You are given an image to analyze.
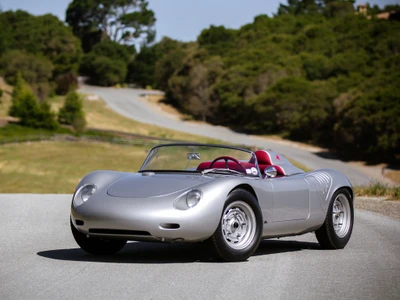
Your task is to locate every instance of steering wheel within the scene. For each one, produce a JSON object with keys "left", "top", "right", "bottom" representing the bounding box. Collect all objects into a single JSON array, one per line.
[{"left": 209, "top": 156, "right": 246, "bottom": 173}]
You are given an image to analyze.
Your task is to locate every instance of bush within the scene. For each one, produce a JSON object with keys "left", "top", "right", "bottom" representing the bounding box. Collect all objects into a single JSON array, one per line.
[
  {"left": 58, "top": 91, "right": 86, "bottom": 132},
  {"left": 9, "top": 74, "right": 58, "bottom": 130}
]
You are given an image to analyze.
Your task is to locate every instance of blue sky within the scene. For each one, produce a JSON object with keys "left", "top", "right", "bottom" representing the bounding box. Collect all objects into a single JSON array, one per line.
[{"left": 0, "top": 0, "right": 398, "bottom": 42}]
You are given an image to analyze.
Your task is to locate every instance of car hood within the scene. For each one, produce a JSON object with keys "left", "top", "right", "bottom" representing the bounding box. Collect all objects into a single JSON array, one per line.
[{"left": 107, "top": 173, "right": 212, "bottom": 198}]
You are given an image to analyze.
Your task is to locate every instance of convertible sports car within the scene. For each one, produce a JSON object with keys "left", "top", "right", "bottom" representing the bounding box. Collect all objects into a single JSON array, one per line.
[{"left": 70, "top": 143, "right": 354, "bottom": 261}]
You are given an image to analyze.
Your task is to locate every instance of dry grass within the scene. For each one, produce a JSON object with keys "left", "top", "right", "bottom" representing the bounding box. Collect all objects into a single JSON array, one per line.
[
  {"left": 354, "top": 182, "right": 400, "bottom": 200},
  {"left": 49, "top": 95, "right": 220, "bottom": 143},
  {"left": 385, "top": 169, "right": 400, "bottom": 185},
  {"left": 144, "top": 94, "right": 187, "bottom": 119},
  {"left": 0, "top": 141, "right": 149, "bottom": 193}
]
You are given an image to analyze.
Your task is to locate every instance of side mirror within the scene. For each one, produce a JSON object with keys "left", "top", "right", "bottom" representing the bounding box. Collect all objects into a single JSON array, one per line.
[{"left": 264, "top": 166, "right": 277, "bottom": 178}]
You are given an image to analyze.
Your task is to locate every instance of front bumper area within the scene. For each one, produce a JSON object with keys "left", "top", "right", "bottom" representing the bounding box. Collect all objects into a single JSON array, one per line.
[{"left": 70, "top": 193, "right": 222, "bottom": 243}]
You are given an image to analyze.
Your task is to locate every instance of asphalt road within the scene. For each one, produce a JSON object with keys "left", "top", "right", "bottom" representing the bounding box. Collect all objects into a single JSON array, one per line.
[
  {"left": 1, "top": 194, "right": 399, "bottom": 300},
  {"left": 80, "top": 85, "right": 375, "bottom": 186}
]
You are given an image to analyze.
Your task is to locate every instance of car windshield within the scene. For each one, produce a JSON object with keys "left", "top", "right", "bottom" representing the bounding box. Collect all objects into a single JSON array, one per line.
[{"left": 140, "top": 144, "right": 260, "bottom": 177}]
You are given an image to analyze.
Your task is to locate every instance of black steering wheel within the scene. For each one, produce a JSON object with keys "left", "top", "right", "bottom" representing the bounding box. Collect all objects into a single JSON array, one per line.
[{"left": 209, "top": 156, "right": 246, "bottom": 173}]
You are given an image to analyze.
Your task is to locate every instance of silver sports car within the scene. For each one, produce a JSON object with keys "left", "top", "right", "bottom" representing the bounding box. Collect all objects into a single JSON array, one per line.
[{"left": 70, "top": 143, "right": 354, "bottom": 261}]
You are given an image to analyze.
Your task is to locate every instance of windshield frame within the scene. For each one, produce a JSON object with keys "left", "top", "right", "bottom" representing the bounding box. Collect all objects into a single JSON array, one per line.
[{"left": 139, "top": 143, "right": 261, "bottom": 178}]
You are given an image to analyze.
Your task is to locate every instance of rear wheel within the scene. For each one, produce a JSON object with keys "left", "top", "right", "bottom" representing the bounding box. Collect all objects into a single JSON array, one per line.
[
  {"left": 315, "top": 188, "right": 354, "bottom": 249},
  {"left": 210, "top": 189, "right": 263, "bottom": 262},
  {"left": 70, "top": 219, "right": 127, "bottom": 255}
]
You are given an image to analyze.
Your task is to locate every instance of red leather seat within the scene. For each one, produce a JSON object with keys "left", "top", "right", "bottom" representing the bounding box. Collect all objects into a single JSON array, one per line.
[{"left": 255, "top": 150, "right": 286, "bottom": 176}]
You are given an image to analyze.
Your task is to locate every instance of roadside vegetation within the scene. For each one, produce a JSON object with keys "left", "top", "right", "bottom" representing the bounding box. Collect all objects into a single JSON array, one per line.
[
  {"left": 131, "top": 2, "right": 400, "bottom": 164},
  {"left": 0, "top": 141, "right": 149, "bottom": 193},
  {"left": 355, "top": 183, "right": 400, "bottom": 200},
  {"left": 0, "top": 1, "right": 399, "bottom": 194}
]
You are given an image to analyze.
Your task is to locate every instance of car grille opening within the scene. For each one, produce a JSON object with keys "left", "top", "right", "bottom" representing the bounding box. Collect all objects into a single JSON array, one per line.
[
  {"left": 88, "top": 229, "right": 151, "bottom": 236},
  {"left": 75, "top": 220, "right": 84, "bottom": 226}
]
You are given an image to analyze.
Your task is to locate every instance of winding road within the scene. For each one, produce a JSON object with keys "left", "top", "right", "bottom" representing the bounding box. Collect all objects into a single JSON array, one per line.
[
  {"left": 80, "top": 85, "right": 378, "bottom": 186},
  {"left": 0, "top": 194, "right": 399, "bottom": 299}
]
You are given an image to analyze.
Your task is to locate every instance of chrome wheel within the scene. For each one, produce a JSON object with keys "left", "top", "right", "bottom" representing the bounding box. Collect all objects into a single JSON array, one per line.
[
  {"left": 332, "top": 194, "right": 351, "bottom": 238},
  {"left": 221, "top": 201, "right": 256, "bottom": 250}
]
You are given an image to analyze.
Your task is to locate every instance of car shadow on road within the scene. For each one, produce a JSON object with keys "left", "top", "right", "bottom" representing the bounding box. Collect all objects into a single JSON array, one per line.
[{"left": 37, "top": 239, "right": 319, "bottom": 264}]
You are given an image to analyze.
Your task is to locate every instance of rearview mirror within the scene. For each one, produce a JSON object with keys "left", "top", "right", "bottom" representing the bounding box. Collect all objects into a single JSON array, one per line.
[
  {"left": 264, "top": 166, "right": 277, "bottom": 178},
  {"left": 187, "top": 153, "right": 200, "bottom": 160}
]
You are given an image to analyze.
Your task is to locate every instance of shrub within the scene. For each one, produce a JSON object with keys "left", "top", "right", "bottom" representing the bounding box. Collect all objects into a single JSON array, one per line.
[
  {"left": 58, "top": 91, "right": 86, "bottom": 132},
  {"left": 9, "top": 73, "right": 57, "bottom": 130}
]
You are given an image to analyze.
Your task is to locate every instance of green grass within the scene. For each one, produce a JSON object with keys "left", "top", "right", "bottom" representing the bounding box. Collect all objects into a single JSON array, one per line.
[
  {"left": 0, "top": 141, "right": 149, "bottom": 193},
  {"left": 354, "top": 182, "right": 400, "bottom": 200}
]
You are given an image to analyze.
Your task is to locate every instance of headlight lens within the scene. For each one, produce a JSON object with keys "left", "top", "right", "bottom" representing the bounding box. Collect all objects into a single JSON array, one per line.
[
  {"left": 186, "top": 190, "right": 202, "bottom": 208},
  {"left": 81, "top": 184, "right": 97, "bottom": 202}
]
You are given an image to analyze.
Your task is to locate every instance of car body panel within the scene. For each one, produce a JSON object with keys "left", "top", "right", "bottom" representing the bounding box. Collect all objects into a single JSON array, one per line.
[{"left": 71, "top": 144, "right": 353, "bottom": 244}]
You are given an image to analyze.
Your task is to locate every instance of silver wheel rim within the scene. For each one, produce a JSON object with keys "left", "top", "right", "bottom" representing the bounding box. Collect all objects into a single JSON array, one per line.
[
  {"left": 332, "top": 194, "right": 351, "bottom": 238},
  {"left": 221, "top": 201, "right": 256, "bottom": 250}
]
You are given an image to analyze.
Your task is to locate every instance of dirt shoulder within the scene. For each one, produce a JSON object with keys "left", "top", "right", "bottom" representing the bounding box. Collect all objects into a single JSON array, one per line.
[{"left": 356, "top": 197, "right": 400, "bottom": 220}]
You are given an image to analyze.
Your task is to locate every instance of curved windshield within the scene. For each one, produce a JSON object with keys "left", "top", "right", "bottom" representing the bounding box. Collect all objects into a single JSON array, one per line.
[{"left": 140, "top": 144, "right": 260, "bottom": 177}]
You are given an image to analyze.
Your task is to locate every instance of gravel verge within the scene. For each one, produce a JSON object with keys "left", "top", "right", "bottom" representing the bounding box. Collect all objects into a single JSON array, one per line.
[{"left": 355, "top": 197, "right": 400, "bottom": 220}]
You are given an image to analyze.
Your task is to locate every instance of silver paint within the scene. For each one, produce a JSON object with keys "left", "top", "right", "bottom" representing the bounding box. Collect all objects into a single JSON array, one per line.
[{"left": 71, "top": 144, "right": 353, "bottom": 244}]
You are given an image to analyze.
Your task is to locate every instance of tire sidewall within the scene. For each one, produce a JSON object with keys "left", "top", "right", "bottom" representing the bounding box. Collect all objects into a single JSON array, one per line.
[
  {"left": 212, "top": 189, "right": 263, "bottom": 261},
  {"left": 326, "top": 189, "right": 354, "bottom": 248}
]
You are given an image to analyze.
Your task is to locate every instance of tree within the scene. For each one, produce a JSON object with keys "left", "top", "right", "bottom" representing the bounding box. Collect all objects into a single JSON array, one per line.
[
  {"left": 0, "top": 50, "right": 53, "bottom": 100},
  {"left": 126, "top": 43, "right": 160, "bottom": 87},
  {"left": 58, "top": 91, "right": 86, "bottom": 132},
  {"left": 9, "top": 74, "right": 58, "bottom": 130},
  {"left": 66, "top": 0, "right": 156, "bottom": 52},
  {"left": 82, "top": 55, "right": 127, "bottom": 86},
  {"left": 0, "top": 10, "right": 82, "bottom": 95},
  {"left": 186, "top": 64, "right": 215, "bottom": 122}
]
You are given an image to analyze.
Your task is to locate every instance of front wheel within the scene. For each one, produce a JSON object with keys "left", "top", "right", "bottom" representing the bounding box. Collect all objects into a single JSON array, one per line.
[
  {"left": 70, "top": 219, "right": 127, "bottom": 255},
  {"left": 315, "top": 188, "right": 354, "bottom": 249},
  {"left": 210, "top": 189, "right": 263, "bottom": 262}
]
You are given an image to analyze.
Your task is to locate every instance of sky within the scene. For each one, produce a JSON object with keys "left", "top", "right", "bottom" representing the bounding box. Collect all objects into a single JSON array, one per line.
[{"left": 0, "top": 0, "right": 399, "bottom": 42}]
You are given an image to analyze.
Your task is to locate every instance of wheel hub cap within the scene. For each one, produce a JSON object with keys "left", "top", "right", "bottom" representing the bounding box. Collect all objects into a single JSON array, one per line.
[
  {"left": 221, "top": 201, "right": 257, "bottom": 250},
  {"left": 332, "top": 194, "right": 351, "bottom": 238}
]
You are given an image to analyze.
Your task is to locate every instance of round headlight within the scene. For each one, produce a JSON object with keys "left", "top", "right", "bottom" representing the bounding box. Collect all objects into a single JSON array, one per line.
[
  {"left": 186, "top": 190, "right": 202, "bottom": 208},
  {"left": 81, "top": 184, "right": 97, "bottom": 202}
]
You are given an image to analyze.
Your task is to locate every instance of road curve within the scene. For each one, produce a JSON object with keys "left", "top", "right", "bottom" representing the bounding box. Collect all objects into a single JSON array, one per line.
[
  {"left": 1, "top": 194, "right": 399, "bottom": 300},
  {"left": 80, "top": 85, "right": 376, "bottom": 186}
]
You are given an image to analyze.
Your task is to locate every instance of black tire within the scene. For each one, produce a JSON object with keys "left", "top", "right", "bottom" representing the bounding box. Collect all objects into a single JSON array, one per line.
[
  {"left": 315, "top": 188, "right": 354, "bottom": 249},
  {"left": 70, "top": 219, "right": 127, "bottom": 255},
  {"left": 210, "top": 189, "right": 263, "bottom": 262}
]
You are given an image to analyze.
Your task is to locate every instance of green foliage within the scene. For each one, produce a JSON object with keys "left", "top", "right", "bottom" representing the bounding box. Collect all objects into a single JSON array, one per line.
[
  {"left": 0, "top": 11, "right": 81, "bottom": 75},
  {"left": 0, "top": 89, "right": 3, "bottom": 102},
  {"left": 126, "top": 44, "right": 161, "bottom": 87},
  {"left": 82, "top": 54, "right": 127, "bottom": 86},
  {"left": 145, "top": 4, "right": 399, "bottom": 162},
  {"left": 91, "top": 41, "right": 134, "bottom": 63},
  {"left": 80, "top": 41, "right": 134, "bottom": 86},
  {"left": 8, "top": 73, "right": 58, "bottom": 130},
  {"left": 58, "top": 91, "right": 86, "bottom": 132},
  {"left": 66, "top": 0, "right": 156, "bottom": 52},
  {"left": 0, "top": 50, "right": 53, "bottom": 100},
  {"left": 0, "top": 10, "right": 82, "bottom": 96}
]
